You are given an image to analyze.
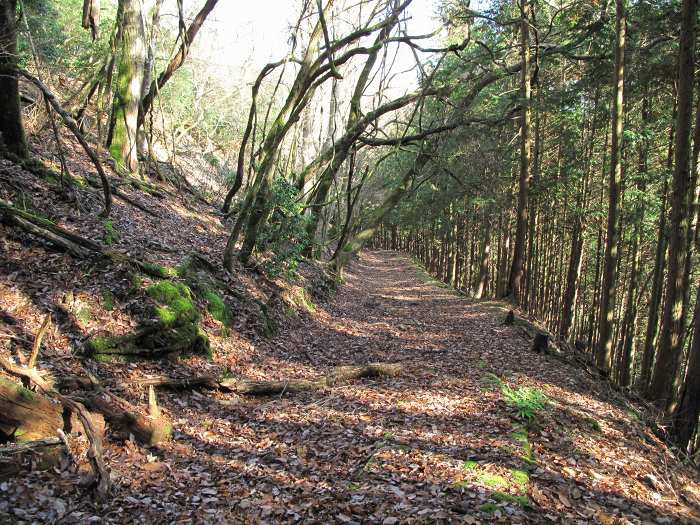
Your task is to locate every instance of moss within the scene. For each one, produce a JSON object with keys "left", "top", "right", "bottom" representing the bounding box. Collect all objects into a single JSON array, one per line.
[
  {"left": 17, "top": 385, "right": 35, "bottom": 401},
  {"left": 146, "top": 281, "right": 198, "bottom": 326},
  {"left": 476, "top": 472, "right": 508, "bottom": 488},
  {"left": 511, "top": 427, "right": 536, "bottom": 465},
  {"left": 102, "top": 290, "right": 115, "bottom": 311},
  {"left": 147, "top": 281, "right": 190, "bottom": 303},
  {"left": 130, "top": 273, "right": 144, "bottom": 291},
  {"left": 463, "top": 460, "right": 479, "bottom": 471},
  {"left": 76, "top": 305, "right": 92, "bottom": 324},
  {"left": 479, "top": 503, "right": 498, "bottom": 513},
  {"left": 586, "top": 416, "right": 602, "bottom": 431},
  {"left": 92, "top": 352, "right": 133, "bottom": 364},
  {"left": 155, "top": 306, "right": 177, "bottom": 325},
  {"left": 103, "top": 219, "right": 119, "bottom": 245},
  {"left": 87, "top": 335, "right": 118, "bottom": 354},
  {"left": 492, "top": 492, "right": 530, "bottom": 507},
  {"left": 295, "top": 288, "right": 316, "bottom": 313},
  {"left": 203, "top": 289, "right": 232, "bottom": 326},
  {"left": 141, "top": 262, "right": 178, "bottom": 279},
  {"left": 511, "top": 469, "right": 529, "bottom": 490}
]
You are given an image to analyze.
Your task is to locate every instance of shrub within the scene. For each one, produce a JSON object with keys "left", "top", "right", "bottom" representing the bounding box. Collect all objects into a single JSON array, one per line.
[
  {"left": 258, "top": 177, "right": 310, "bottom": 277},
  {"left": 103, "top": 219, "right": 119, "bottom": 245}
]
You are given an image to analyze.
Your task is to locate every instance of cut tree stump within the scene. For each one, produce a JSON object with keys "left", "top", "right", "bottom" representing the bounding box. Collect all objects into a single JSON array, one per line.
[
  {"left": 532, "top": 333, "right": 549, "bottom": 353},
  {"left": 83, "top": 392, "right": 172, "bottom": 446}
]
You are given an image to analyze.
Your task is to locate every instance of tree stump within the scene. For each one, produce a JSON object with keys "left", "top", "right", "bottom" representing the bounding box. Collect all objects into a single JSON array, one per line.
[
  {"left": 532, "top": 333, "right": 549, "bottom": 354},
  {"left": 504, "top": 310, "right": 515, "bottom": 325}
]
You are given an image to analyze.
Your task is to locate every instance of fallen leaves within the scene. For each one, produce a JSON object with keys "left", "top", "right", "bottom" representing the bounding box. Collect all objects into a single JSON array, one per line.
[{"left": 1, "top": 155, "right": 700, "bottom": 524}]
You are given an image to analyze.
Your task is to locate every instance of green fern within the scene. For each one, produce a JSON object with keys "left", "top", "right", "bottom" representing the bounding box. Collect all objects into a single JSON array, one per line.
[{"left": 501, "top": 385, "right": 548, "bottom": 421}]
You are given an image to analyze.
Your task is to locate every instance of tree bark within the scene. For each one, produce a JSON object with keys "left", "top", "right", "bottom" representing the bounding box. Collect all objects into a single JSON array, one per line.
[
  {"left": 0, "top": 0, "right": 28, "bottom": 158},
  {"left": 505, "top": 0, "right": 532, "bottom": 302},
  {"left": 109, "top": 0, "right": 146, "bottom": 173},
  {"left": 595, "top": 0, "right": 626, "bottom": 374},
  {"left": 649, "top": 0, "right": 697, "bottom": 412}
]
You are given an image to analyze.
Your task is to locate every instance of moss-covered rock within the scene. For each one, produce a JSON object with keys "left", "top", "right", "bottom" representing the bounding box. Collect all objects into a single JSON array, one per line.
[{"left": 87, "top": 280, "right": 210, "bottom": 362}]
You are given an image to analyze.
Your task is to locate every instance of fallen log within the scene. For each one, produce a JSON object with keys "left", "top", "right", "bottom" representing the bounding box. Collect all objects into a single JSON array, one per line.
[
  {"left": 137, "top": 375, "right": 219, "bottom": 390},
  {"left": 145, "top": 362, "right": 404, "bottom": 396},
  {"left": 219, "top": 378, "right": 322, "bottom": 395},
  {"left": 1, "top": 198, "right": 180, "bottom": 281},
  {"left": 325, "top": 363, "right": 402, "bottom": 386}
]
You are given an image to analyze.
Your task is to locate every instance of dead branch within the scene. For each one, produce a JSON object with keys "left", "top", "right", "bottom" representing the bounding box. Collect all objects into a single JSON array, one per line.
[
  {"left": 145, "top": 362, "right": 404, "bottom": 396},
  {"left": 28, "top": 314, "right": 51, "bottom": 370}
]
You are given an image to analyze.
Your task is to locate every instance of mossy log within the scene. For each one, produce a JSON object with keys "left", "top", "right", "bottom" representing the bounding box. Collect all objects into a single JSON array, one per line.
[
  {"left": 83, "top": 392, "right": 172, "bottom": 446},
  {"left": 0, "top": 377, "right": 105, "bottom": 443}
]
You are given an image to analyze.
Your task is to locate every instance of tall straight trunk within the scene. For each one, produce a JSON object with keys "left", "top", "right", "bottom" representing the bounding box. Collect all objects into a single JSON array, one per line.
[
  {"left": 506, "top": 0, "right": 532, "bottom": 302},
  {"left": 617, "top": 217, "right": 642, "bottom": 387},
  {"left": 109, "top": 0, "right": 145, "bottom": 173},
  {"left": 649, "top": 0, "right": 697, "bottom": 412},
  {"left": 0, "top": 0, "right": 28, "bottom": 158},
  {"left": 640, "top": 96, "right": 675, "bottom": 391},
  {"left": 561, "top": 222, "right": 585, "bottom": 339},
  {"left": 562, "top": 89, "right": 599, "bottom": 339},
  {"left": 475, "top": 216, "right": 491, "bottom": 299},
  {"left": 673, "top": 284, "right": 700, "bottom": 451},
  {"left": 596, "top": 0, "right": 626, "bottom": 373}
]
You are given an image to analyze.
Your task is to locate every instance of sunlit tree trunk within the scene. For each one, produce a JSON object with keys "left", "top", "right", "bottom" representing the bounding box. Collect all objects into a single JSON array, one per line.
[
  {"left": 639, "top": 101, "right": 674, "bottom": 391},
  {"left": 109, "top": 0, "right": 145, "bottom": 173},
  {"left": 505, "top": 0, "right": 532, "bottom": 302},
  {"left": 595, "top": 0, "right": 626, "bottom": 374},
  {"left": 649, "top": 0, "right": 697, "bottom": 411}
]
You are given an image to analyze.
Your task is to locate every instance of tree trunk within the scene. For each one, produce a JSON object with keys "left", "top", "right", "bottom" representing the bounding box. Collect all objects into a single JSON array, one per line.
[
  {"left": 639, "top": 96, "right": 674, "bottom": 392},
  {"left": 673, "top": 285, "right": 700, "bottom": 451},
  {"left": 505, "top": 0, "right": 532, "bottom": 302},
  {"left": 109, "top": 0, "right": 145, "bottom": 173},
  {"left": 649, "top": 0, "right": 697, "bottom": 412},
  {"left": 0, "top": 0, "right": 28, "bottom": 158},
  {"left": 595, "top": 0, "right": 626, "bottom": 374}
]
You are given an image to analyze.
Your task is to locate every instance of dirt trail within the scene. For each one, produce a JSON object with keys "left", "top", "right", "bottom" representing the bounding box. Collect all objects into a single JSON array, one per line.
[{"left": 3, "top": 251, "right": 700, "bottom": 524}]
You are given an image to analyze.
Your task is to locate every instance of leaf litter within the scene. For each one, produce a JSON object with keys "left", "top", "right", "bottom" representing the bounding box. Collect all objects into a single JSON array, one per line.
[{"left": 0, "top": 152, "right": 699, "bottom": 524}]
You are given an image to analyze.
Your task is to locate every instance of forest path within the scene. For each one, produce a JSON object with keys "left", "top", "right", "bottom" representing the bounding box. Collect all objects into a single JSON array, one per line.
[{"left": 150, "top": 250, "right": 697, "bottom": 524}]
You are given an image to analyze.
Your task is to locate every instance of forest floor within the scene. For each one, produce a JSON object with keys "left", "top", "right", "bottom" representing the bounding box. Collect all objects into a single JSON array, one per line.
[{"left": 1, "top": 144, "right": 700, "bottom": 523}]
